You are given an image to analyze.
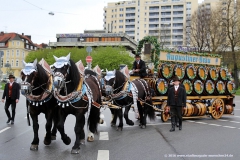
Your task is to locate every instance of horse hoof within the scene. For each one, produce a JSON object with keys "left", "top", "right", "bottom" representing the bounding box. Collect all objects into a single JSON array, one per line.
[
  {"left": 71, "top": 148, "right": 80, "bottom": 154},
  {"left": 116, "top": 127, "right": 123, "bottom": 131},
  {"left": 80, "top": 139, "right": 85, "bottom": 145},
  {"left": 141, "top": 125, "right": 146, "bottom": 129},
  {"left": 30, "top": 144, "right": 38, "bottom": 151},
  {"left": 63, "top": 137, "right": 71, "bottom": 145},
  {"left": 87, "top": 136, "right": 94, "bottom": 142},
  {"left": 111, "top": 123, "right": 116, "bottom": 127},
  {"left": 51, "top": 136, "right": 56, "bottom": 140},
  {"left": 44, "top": 138, "right": 51, "bottom": 145},
  {"left": 127, "top": 120, "right": 134, "bottom": 126}
]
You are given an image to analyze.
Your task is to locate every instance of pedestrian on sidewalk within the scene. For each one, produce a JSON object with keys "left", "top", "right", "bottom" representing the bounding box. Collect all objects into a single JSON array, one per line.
[
  {"left": 2, "top": 75, "right": 20, "bottom": 124},
  {"left": 167, "top": 76, "right": 186, "bottom": 132}
]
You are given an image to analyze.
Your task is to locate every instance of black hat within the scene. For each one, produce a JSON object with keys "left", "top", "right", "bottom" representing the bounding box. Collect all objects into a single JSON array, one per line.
[
  {"left": 135, "top": 54, "right": 141, "bottom": 58},
  {"left": 172, "top": 76, "right": 180, "bottom": 82},
  {"left": 8, "top": 75, "right": 15, "bottom": 79}
]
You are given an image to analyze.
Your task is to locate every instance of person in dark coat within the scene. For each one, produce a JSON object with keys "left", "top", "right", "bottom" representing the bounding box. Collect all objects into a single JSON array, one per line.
[
  {"left": 167, "top": 76, "right": 186, "bottom": 132},
  {"left": 2, "top": 75, "right": 20, "bottom": 124},
  {"left": 132, "top": 54, "right": 147, "bottom": 78}
]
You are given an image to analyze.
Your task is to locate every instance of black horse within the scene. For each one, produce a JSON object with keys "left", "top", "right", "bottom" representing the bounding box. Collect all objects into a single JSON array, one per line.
[
  {"left": 52, "top": 55, "right": 101, "bottom": 154},
  {"left": 104, "top": 70, "right": 155, "bottom": 130},
  {"left": 21, "top": 59, "right": 58, "bottom": 151}
]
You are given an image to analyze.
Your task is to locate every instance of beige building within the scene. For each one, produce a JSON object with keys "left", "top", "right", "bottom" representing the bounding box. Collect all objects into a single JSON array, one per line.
[
  {"left": 0, "top": 32, "right": 38, "bottom": 78},
  {"left": 103, "top": 0, "right": 198, "bottom": 49}
]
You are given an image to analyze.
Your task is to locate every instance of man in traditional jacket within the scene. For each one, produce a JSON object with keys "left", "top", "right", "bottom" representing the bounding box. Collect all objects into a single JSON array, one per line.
[
  {"left": 132, "top": 54, "right": 147, "bottom": 78},
  {"left": 2, "top": 75, "right": 20, "bottom": 124},
  {"left": 167, "top": 76, "right": 186, "bottom": 132}
]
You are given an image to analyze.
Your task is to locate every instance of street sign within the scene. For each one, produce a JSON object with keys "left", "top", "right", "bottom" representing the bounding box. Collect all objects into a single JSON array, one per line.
[
  {"left": 86, "top": 56, "right": 92, "bottom": 63},
  {"left": 86, "top": 46, "right": 92, "bottom": 53}
]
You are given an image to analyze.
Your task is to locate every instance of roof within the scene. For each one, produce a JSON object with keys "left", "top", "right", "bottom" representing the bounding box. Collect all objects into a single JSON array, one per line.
[{"left": 0, "top": 32, "right": 37, "bottom": 48}]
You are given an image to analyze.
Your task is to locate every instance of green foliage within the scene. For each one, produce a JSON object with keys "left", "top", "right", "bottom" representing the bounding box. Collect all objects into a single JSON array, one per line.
[{"left": 25, "top": 47, "right": 134, "bottom": 70}]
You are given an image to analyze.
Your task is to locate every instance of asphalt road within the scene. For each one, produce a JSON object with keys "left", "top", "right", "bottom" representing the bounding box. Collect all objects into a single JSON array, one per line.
[{"left": 0, "top": 93, "right": 240, "bottom": 160}]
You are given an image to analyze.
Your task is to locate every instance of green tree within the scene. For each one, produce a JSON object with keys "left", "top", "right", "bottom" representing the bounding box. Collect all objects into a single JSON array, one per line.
[{"left": 25, "top": 47, "right": 134, "bottom": 70}]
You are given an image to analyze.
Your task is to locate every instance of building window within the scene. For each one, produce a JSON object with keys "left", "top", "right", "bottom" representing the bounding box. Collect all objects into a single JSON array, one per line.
[
  {"left": 112, "top": 9, "right": 114, "bottom": 12},
  {"left": 144, "top": 24, "right": 146, "bottom": 28},
  {"left": 115, "top": 14, "right": 117, "bottom": 17},
  {"left": 144, "top": 30, "right": 146, "bottom": 33},
  {"left": 119, "top": 14, "right": 123, "bottom": 17},
  {"left": 26, "top": 45, "right": 29, "bottom": 49},
  {"left": 12, "top": 41, "right": 14, "bottom": 46},
  {"left": 35, "top": 47, "right": 37, "bottom": 50},
  {"left": 16, "top": 50, "right": 19, "bottom": 57},
  {"left": 22, "top": 51, "right": 25, "bottom": 57},
  {"left": 145, "top": 12, "right": 147, "bottom": 16},
  {"left": 26, "top": 40, "right": 28, "bottom": 44},
  {"left": 119, "top": 8, "right": 124, "bottom": 11},
  {"left": 187, "top": 2, "right": 191, "bottom": 4},
  {"left": 115, "top": 26, "right": 116, "bottom": 29},
  {"left": 119, "top": 25, "right": 123, "bottom": 28},
  {"left": 119, "top": 20, "right": 123, "bottom": 23},
  {"left": 144, "top": 18, "right": 146, "bottom": 22},
  {"left": 115, "top": 9, "right": 117, "bottom": 12},
  {"left": 16, "top": 60, "right": 19, "bottom": 67},
  {"left": 6, "top": 60, "right": 9, "bottom": 65},
  {"left": 17, "top": 41, "right": 20, "bottom": 46},
  {"left": 7, "top": 50, "right": 10, "bottom": 57},
  {"left": 186, "top": 8, "right": 191, "bottom": 10},
  {"left": 12, "top": 50, "right": 14, "bottom": 57},
  {"left": 11, "top": 60, "right": 14, "bottom": 67},
  {"left": 30, "top": 46, "right": 33, "bottom": 50},
  {"left": 145, "top": 6, "right": 147, "bottom": 10},
  {"left": 112, "top": 15, "right": 113, "bottom": 18}
]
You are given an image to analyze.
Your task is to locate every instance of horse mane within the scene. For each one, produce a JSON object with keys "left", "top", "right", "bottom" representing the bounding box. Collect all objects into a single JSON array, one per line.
[
  {"left": 114, "top": 70, "right": 126, "bottom": 89},
  {"left": 85, "top": 69, "right": 97, "bottom": 76},
  {"left": 68, "top": 59, "right": 80, "bottom": 91},
  {"left": 32, "top": 64, "right": 49, "bottom": 95}
]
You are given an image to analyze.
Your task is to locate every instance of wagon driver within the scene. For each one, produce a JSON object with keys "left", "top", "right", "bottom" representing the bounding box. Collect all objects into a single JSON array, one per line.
[
  {"left": 132, "top": 54, "right": 147, "bottom": 78},
  {"left": 167, "top": 76, "right": 186, "bottom": 132}
]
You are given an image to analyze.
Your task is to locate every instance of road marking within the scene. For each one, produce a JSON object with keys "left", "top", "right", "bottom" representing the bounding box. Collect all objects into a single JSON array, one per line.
[
  {"left": 234, "top": 116, "right": 240, "bottom": 118},
  {"left": 223, "top": 126, "right": 236, "bottom": 129},
  {"left": 208, "top": 124, "right": 222, "bottom": 126},
  {"left": 218, "top": 119, "right": 229, "bottom": 122},
  {"left": 195, "top": 122, "right": 207, "bottom": 124},
  {"left": 100, "top": 121, "right": 107, "bottom": 127},
  {"left": 186, "top": 120, "right": 195, "bottom": 123},
  {"left": 0, "top": 127, "right": 11, "bottom": 133},
  {"left": 230, "top": 121, "right": 240, "bottom": 123},
  {"left": 124, "top": 122, "right": 170, "bottom": 128},
  {"left": 97, "top": 150, "right": 109, "bottom": 160},
  {"left": 99, "top": 132, "right": 109, "bottom": 140}
]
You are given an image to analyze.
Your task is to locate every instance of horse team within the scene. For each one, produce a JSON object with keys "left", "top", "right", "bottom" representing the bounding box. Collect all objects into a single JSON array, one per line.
[{"left": 20, "top": 53, "right": 155, "bottom": 154}]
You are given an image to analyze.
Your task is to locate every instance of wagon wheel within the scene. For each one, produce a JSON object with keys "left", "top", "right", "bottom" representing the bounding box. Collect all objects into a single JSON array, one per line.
[
  {"left": 211, "top": 98, "right": 225, "bottom": 119},
  {"left": 161, "top": 101, "right": 170, "bottom": 122}
]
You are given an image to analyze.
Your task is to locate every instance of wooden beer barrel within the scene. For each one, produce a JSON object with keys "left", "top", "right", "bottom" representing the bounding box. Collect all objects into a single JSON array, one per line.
[
  {"left": 193, "top": 103, "right": 207, "bottom": 116},
  {"left": 216, "top": 80, "right": 226, "bottom": 94},
  {"left": 193, "top": 80, "right": 204, "bottom": 95},
  {"left": 205, "top": 80, "right": 215, "bottom": 95},
  {"left": 182, "top": 79, "right": 193, "bottom": 95},
  {"left": 186, "top": 64, "right": 197, "bottom": 80},
  {"left": 182, "top": 103, "right": 194, "bottom": 117},
  {"left": 219, "top": 67, "right": 228, "bottom": 81},
  {"left": 156, "top": 78, "right": 168, "bottom": 95},
  {"left": 159, "top": 63, "right": 173, "bottom": 79},
  {"left": 197, "top": 66, "right": 208, "bottom": 81},
  {"left": 226, "top": 81, "right": 236, "bottom": 94},
  {"left": 224, "top": 105, "right": 234, "bottom": 114},
  {"left": 173, "top": 64, "right": 185, "bottom": 80},
  {"left": 209, "top": 67, "right": 219, "bottom": 81}
]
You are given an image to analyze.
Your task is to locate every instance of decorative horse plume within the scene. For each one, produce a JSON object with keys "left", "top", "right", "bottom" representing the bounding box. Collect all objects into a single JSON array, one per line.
[
  {"left": 75, "top": 60, "right": 85, "bottom": 75},
  {"left": 93, "top": 65, "right": 102, "bottom": 76},
  {"left": 120, "top": 65, "right": 130, "bottom": 78},
  {"left": 22, "top": 59, "right": 37, "bottom": 75},
  {"left": 53, "top": 53, "right": 71, "bottom": 68},
  {"left": 39, "top": 58, "right": 51, "bottom": 73}
]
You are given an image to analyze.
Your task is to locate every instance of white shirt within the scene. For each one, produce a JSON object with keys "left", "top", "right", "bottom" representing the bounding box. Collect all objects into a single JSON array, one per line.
[
  {"left": 9, "top": 82, "right": 14, "bottom": 86},
  {"left": 174, "top": 85, "right": 179, "bottom": 91}
]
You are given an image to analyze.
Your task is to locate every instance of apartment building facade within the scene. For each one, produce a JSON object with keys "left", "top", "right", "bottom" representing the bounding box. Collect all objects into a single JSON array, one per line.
[
  {"left": 103, "top": 0, "right": 198, "bottom": 49},
  {"left": 0, "top": 32, "right": 38, "bottom": 78}
]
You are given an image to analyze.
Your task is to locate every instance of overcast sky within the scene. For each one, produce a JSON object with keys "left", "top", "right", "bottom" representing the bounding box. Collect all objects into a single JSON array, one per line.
[{"left": 0, "top": 0, "right": 204, "bottom": 44}]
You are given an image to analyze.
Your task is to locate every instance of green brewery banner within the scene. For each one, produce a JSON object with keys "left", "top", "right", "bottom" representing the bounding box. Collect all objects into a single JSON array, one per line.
[{"left": 160, "top": 52, "right": 221, "bottom": 66}]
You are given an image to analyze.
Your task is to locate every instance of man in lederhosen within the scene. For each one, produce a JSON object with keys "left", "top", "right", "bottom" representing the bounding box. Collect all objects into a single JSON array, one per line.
[
  {"left": 167, "top": 76, "right": 186, "bottom": 132},
  {"left": 132, "top": 54, "right": 147, "bottom": 78},
  {"left": 2, "top": 75, "right": 20, "bottom": 124}
]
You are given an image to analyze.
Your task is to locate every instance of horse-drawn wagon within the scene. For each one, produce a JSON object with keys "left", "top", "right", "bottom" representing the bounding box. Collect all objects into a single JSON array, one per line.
[{"left": 140, "top": 51, "right": 236, "bottom": 122}]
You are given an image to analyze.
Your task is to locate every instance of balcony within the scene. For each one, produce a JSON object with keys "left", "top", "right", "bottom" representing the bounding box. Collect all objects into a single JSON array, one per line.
[
  {"left": 125, "top": 28, "right": 135, "bottom": 31},
  {"left": 149, "top": 27, "right": 159, "bottom": 30},
  {"left": 125, "top": 21, "right": 135, "bottom": 25},
  {"left": 125, "top": 9, "right": 136, "bottom": 13},
  {"left": 125, "top": 16, "right": 135, "bottom": 19},
  {"left": 172, "top": 26, "right": 183, "bottom": 29},
  {"left": 148, "top": 33, "right": 159, "bottom": 36},
  {"left": 149, "top": 15, "right": 160, "bottom": 18},
  {"left": 173, "top": 14, "right": 183, "bottom": 17},
  {"left": 173, "top": 19, "right": 183, "bottom": 22},
  {"left": 161, "top": 8, "right": 172, "bottom": 12},
  {"left": 172, "top": 38, "right": 183, "bottom": 41},
  {"left": 172, "top": 32, "right": 183, "bottom": 35},
  {"left": 149, "top": 21, "right": 159, "bottom": 24},
  {"left": 173, "top": 8, "right": 184, "bottom": 11},
  {"left": 160, "top": 14, "right": 171, "bottom": 18}
]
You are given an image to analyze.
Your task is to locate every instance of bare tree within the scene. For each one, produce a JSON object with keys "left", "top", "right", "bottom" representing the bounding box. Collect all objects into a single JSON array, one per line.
[
  {"left": 221, "top": 0, "right": 240, "bottom": 87},
  {"left": 158, "top": 24, "right": 171, "bottom": 49}
]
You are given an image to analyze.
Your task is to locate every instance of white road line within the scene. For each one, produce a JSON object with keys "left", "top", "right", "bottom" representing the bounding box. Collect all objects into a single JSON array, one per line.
[
  {"left": 124, "top": 122, "right": 170, "bottom": 128},
  {"left": 97, "top": 150, "right": 109, "bottom": 160},
  {"left": 0, "top": 127, "right": 11, "bottom": 133},
  {"left": 218, "top": 119, "right": 229, "bottom": 122},
  {"left": 223, "top": 126, "right": 236, "bottom": 129},
  {"left": 100, "top": 121, "right": 107, "bottom": 127},
  {"left": 230, "top": 121, "right": 240, "bottom": 124},
  {"left": 195, "top": 122, "right": 208, "bottom": 124},
  {"left": 186, "top": 120, "right": 195, "bottom": 123},
  {"left": 208, "top": 124, "right": 222, "bottom": 126},
  {"left": 99, "top": 132, "right": 109, "bottom": 140},
  {"left": 234, "top": 116, "right": 240, "bottom": 118}
]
